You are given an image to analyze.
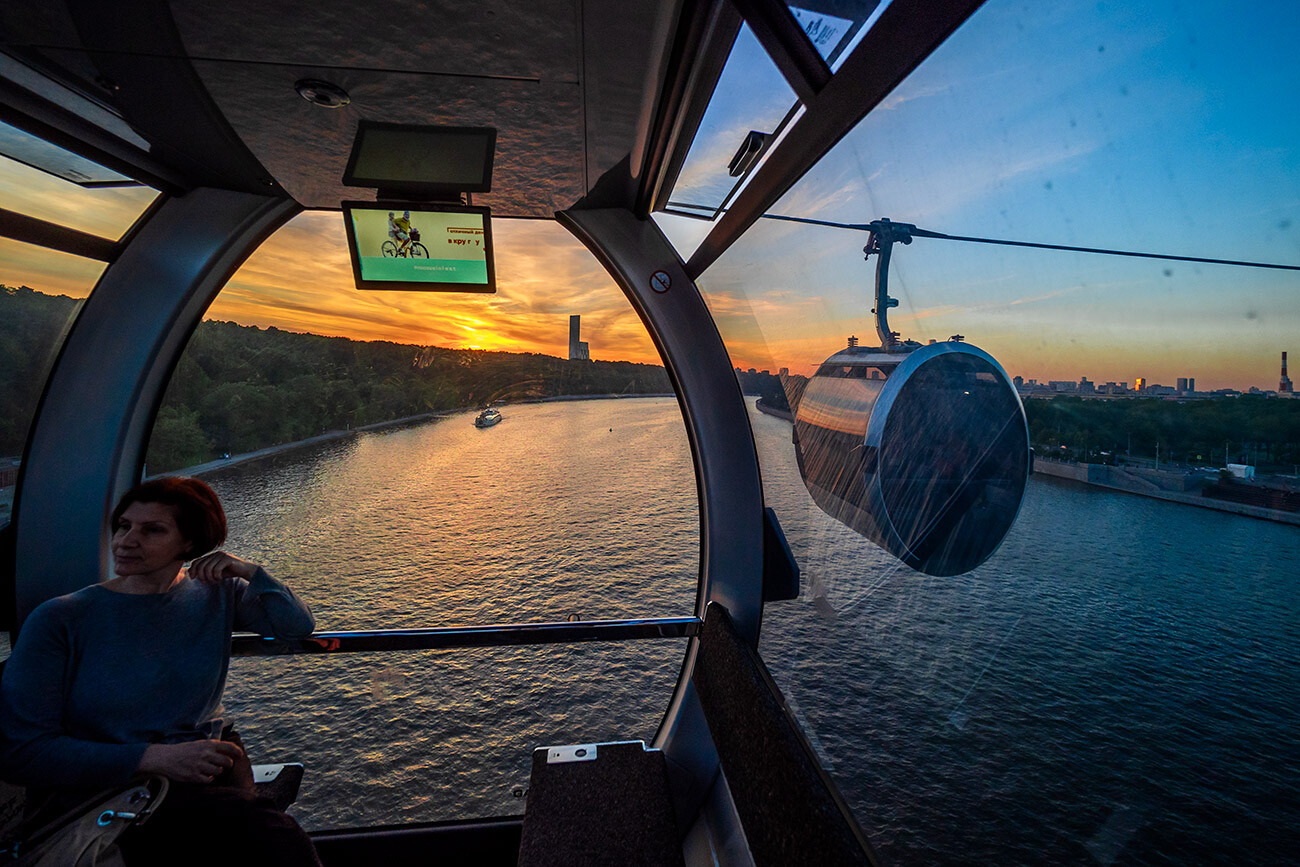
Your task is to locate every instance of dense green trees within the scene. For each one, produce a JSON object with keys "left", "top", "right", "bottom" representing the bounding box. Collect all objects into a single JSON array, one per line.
[
  {"left": 1025, "top": 396, "right": 1300, "bottom": 468},
  {"left": 2, "top": 286, "right": 671, "bottom": 473},
  {"left": 146, "top": 320, "right": 672, "bottom": 471},
  {"left": 8, "top": 285, "right": 1296, "bottom": 474},
  {"left": 0, "top": 286, "right": 82, "bottom": 455}
]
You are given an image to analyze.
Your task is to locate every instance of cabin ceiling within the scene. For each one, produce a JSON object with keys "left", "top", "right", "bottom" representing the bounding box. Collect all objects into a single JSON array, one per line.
[{"left": 1, "top": 0, "right": 682, "bottom": 217}]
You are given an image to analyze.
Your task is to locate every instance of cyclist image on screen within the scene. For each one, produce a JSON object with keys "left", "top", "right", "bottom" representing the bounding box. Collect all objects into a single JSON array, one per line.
[
  {"left": 387, "top": 210, "right": 411, "bottom": 256},
  {"left": 382, "top": 210, "right": 429, "bottom": 259}
]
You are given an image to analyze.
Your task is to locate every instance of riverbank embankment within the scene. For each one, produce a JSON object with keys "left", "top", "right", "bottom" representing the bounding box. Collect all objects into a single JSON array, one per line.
[
  {"left": 164, "top": 393, "right": 681, "bottom": 479},
  {"left": 159, "top": 410, "right": 463, "bottom": 479},
  {"left": 755, "top": 398, "right": 793, "bottom": 421},
  {"left": 1032, "top": 458, "right": 1300, "bottom": 526}
]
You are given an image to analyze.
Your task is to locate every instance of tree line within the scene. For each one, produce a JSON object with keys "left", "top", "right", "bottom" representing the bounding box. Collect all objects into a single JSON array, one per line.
[
  {"left": 1024, "top": 395, "right": 1300, "bottom": 469},
  {"left": 1, "top": 285, "right": 672, "bottom": 473}
]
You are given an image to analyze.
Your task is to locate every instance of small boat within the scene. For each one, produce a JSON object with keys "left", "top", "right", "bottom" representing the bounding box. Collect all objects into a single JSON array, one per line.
[{"left": 474, "top": 408, "right": 502, "bottom": 428}]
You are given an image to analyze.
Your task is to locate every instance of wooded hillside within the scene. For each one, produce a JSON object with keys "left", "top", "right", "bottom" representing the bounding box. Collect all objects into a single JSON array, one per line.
[{"left": 2, "top": 285, "right": 671, "bottom": 472}]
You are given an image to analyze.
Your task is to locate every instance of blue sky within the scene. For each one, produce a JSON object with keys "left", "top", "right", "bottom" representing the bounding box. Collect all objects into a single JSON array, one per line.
[{"left": 665, "top": 0, "right": 1300, "bottom": 389}]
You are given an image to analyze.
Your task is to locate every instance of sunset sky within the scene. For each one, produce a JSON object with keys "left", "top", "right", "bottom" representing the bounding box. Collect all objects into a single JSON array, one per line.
[{"left": 2, "top": 0, "right": 1297, "bottom": 391}]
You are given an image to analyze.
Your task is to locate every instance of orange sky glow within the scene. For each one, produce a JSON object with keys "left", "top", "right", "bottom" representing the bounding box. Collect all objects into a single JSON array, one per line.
[{"left": 2, "top": 154, "right": 1292, "bottom": 391}]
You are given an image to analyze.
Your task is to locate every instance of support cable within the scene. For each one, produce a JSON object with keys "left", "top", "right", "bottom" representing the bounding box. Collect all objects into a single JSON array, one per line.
[{"left": 756, "top": 212, "right": 1300, "bottom": 272}]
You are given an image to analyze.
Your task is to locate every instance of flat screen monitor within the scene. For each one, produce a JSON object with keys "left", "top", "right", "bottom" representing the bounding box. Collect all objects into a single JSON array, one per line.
[
  {"left": 342, "top": 122, "right": 495, "bottom": 194},
  {"left": 342, "top": 201, "right": 496, "bottom": 293}
]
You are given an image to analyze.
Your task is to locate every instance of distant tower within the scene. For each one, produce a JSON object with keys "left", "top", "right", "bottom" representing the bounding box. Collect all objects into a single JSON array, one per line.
[
  {"left": 1282, "top": 351, "right": 1293, "bottom": 393},
  {"left": 1135, "top": 377, "right": 1146, "bottom": 393},
  {"left": 568, "top": 314, "right": 590, "bottom": 361},
  {"left": 1187, "top": 377, "right": 1195, "bottom": 393},
  {"left": 1177, "top": 377, "right": 1188, "bottom": 392}
]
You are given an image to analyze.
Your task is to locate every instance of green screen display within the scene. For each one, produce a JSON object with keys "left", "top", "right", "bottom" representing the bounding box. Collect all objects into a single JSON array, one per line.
[{"left": 344, "top": 203, "right": 494, "bottom": 291}]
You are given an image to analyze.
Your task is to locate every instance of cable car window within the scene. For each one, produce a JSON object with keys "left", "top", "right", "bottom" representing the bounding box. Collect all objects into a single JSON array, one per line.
[
  {"left": 144, "top": 213, "right": 699, "bottom": 630},
  {"left": 657, "top": 25, "right": 797, "bottom": 236},
  {"left": 0, "top": 145, "right": 158, "bottom": 241},
  {"left": 135, "top": 212, "right": 700, "bottom": 828},
  {"left": 1, "top": 241, "right": 110, "bottom": 533},
  {"left": 691, "top": 0, "right": 1300, "bottom": 861},
  {"left": 0, "top": 136, "right": 157, "bottom": 551},
  {"left": 225, "top": 641, "right": 686, "bottom": 829}
]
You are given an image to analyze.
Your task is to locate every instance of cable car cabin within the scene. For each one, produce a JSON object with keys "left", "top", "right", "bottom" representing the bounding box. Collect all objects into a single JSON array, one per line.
[{"left": 794, "top": 341, "right": 1029, "bottom": 576}]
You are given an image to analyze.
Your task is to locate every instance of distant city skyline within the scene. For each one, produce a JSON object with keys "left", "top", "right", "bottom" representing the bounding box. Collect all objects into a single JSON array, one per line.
[{"left": 1010, "top": 349, "right": 1293, "bottom": 395}]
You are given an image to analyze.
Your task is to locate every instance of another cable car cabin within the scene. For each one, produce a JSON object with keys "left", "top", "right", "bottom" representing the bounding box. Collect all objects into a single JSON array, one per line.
[{"left": 794, "top": 338, "right": 1029, "bottom": 577}]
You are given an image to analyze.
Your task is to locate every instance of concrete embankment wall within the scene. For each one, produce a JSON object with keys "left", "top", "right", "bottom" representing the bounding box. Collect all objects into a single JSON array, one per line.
[
  {"left": 1033, "top": 458, "right": 1300, "bottom": 526},
  {"left": 1032, "top": 459, "right": 1089, "bottom": 483},
  {"left": 755, "top": 398, "right": 794, "bottom": 422}
]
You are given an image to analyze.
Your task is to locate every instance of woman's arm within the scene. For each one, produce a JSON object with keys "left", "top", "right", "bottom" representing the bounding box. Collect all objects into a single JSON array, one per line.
[
  {"left": 190, "top": 552, "right": 315, "bottom": 639},
  {"left": 137, "top": 740, "right": 243, "bottom": 783},
  {"left": 0, "top": 602, "right": 148, "bottom": 789}
]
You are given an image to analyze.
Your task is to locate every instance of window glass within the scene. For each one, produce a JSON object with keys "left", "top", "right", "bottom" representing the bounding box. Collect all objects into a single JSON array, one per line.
[
  {"left": 1, "top": 239, "right": 107, "bottom": 527},
  {"left": 0, "top": 120, "right": 135, "bottom": 186},
  {"left": 226, "top": 640, "right": 686, "bottom": 829},
  {"left": 0, "top": 148, "right": 157, "bottom": 240},
  {"left": 663, "top": 26, "right": 797, "bottom": 223},
  {"left": 146, "top": 214, "right": 699, "bottom": 628},
  {"left": 698, "top": 0, "right": 1300, "bottom": 862}
]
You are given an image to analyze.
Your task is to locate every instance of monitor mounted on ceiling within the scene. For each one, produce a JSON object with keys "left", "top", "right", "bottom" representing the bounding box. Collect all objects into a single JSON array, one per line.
[
  {"left": 342, "top": 121, "right": 496, "bottom": 196},
  {"left": 341, "top": 200, "right": 496, "bottom": 293}
]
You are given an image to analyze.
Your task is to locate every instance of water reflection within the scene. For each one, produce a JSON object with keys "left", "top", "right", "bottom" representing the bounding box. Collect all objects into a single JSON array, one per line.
[
  {"left": 757, "top": 401, "right": 1300, "bottom": 864},
  {"left": 201, "top": 398, "right": 699, "bottom": 630}
]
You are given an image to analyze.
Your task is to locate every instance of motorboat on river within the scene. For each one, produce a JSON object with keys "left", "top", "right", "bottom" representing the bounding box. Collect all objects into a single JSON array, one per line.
[{"left": 475, "top": 408, "right": 502, "bottom": 428}]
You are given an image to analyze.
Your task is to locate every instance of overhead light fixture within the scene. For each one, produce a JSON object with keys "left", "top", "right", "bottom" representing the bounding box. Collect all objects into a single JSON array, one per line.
[{"left": 295, "top": 79, "right": 350, "bottom": 108}]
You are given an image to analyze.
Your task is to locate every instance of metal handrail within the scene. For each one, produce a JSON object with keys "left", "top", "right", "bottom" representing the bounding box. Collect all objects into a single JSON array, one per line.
[{"left": 230, "top": 616, "right": 702, "bottom": 656}]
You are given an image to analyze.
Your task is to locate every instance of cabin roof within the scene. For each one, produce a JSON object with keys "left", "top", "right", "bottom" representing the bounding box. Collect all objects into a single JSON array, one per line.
[{"left": 0, "top": 0, "right": 682, "bottom": 216}]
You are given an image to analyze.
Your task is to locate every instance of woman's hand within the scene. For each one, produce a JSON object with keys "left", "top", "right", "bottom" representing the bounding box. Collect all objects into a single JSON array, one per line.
[
  {"left": 137, "top": 740, "right": 244, "bottom": 783},
  {"left": 188, "top": 551, "right": 259, "bottom": 584}
]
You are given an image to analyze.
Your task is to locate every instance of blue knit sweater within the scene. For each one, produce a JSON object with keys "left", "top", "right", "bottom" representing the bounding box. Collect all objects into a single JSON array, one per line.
[{"left": 0, "top": 569, "right": 314, "bottom": 789}]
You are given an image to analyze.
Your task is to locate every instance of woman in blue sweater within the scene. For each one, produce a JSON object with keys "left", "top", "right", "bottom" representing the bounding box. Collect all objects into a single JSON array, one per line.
[{"left": 0, "top": 477, "right": 321, "bottom": 865}]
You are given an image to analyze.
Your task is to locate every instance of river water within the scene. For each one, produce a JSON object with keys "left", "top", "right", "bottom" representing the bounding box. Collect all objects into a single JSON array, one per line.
[{"left": 199, "top": 397, "right": 1298, "bottom": 864}]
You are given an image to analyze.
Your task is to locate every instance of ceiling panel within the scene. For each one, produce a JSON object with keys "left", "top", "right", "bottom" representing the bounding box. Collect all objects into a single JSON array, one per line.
[
  {"left": 192, "top": 60, "right": 585, "bottom": 215},
  {"left": 170, "top": 0, "right": 581, "bottom": 83}
]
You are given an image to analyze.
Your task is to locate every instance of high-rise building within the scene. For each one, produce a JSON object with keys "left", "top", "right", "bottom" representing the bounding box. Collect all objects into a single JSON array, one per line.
[
  {"left": 1177, "top": 377, "right": 1188, "bottom": 392},
  {"left": 1134, "top": 377, "right": 1146, "bottom": 393},
  {"left": 1281, "top": 351, "right": 1293, "bottom": 393},
  {"left": 1187, "top": 377, "right": 1195, "bottom": 393},
  {"left": 568, "top": 314, "right": 590, "bottom": 361}
]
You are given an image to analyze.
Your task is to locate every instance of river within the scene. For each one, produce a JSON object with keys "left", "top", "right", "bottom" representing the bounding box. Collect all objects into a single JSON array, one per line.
[{"left": 173, "top": 398, "right": 1300, "bottom": 862}]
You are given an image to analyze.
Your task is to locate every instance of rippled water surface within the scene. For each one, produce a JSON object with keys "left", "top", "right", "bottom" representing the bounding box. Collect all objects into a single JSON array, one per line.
[{"left": 205, "top": 398, "right": 1299, "bottom": 864}]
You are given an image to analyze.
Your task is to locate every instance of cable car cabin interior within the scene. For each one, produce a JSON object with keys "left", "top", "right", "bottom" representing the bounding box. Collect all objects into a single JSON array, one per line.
[{"left": 3, "top": 0, "right": 1299, "bottom": 865}]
